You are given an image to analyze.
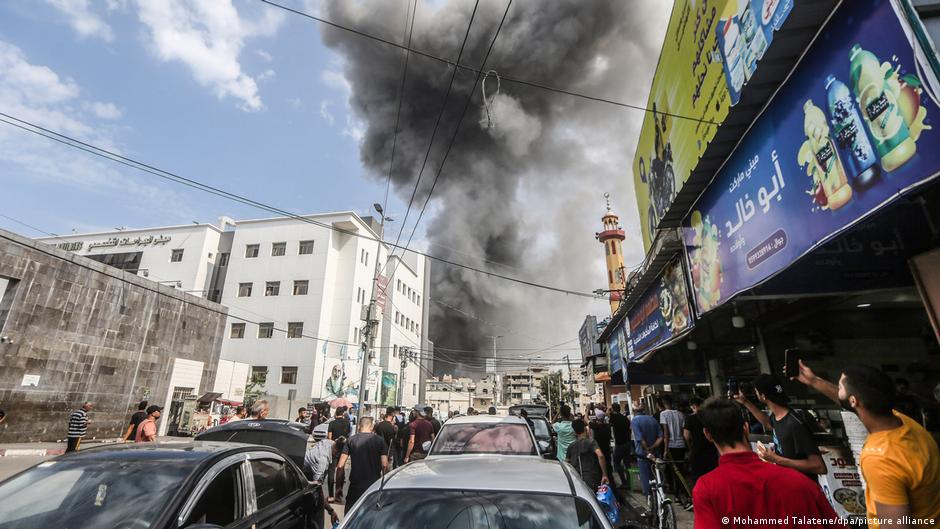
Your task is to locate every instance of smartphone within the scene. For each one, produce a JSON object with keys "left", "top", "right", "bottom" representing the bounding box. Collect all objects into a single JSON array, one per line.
[
  {"left": 727, "top": 376, "right": 739, "bottom": 399},
  {"left": 785, "top": 348, "right": 801, "bottom": 379}
]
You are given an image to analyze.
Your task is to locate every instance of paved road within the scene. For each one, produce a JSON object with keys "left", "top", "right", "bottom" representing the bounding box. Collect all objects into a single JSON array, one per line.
[{"left": 0, "top": 455, "right": 50, "bottom": 481}]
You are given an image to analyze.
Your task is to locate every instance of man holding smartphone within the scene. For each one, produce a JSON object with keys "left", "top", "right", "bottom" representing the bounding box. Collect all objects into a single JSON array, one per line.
[{"left": 733, "top": 374, "right": 826, "bottom": 480}]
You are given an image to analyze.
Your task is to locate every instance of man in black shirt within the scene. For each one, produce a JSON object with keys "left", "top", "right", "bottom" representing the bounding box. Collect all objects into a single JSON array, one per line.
[
  {"left": 373, "top": 407, "right": 398, "bottom": 465},
  {"left": 735, "top": 374, "right": 825, "bottom": 480},
  {"left": 682, "top": 397, "right": 718, "bottom": 487},
  {"left": 424, "top": 406, "right": 441, "bottom": 435},
  {"left": 609, "top": 403, "right": 632, "bottom": 488},
  {"left": 327, "top": 408, "right": 351, "bottom": 441},
  {"left": 567, "top": 419, "right": 609, "bottom": 491},
  {"left": 396, "top": 411, "right": 413, "bottom": 467},
  {"left": 335, "top": 417, "right": 388, "bottom": 508},
  {"left": 121, "top": 401, "right": 148, "bottom": 442},
  {"left": 589, "top": 411, "right": 613, "bottom": 479}
]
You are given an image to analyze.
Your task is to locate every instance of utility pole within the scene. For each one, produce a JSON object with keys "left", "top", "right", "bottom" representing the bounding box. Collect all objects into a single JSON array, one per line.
[
  {"left": 398, "top": 347, "right": 409, "bottom": 407},
  {"left": 357, "top": 204, "right": 389, "bottom": 424},
  {"left": 490, "top": 335, "right": 502, "bottom": 406},
  {"left": 565, "top": 355, "right": 575, "bottom": 409}
]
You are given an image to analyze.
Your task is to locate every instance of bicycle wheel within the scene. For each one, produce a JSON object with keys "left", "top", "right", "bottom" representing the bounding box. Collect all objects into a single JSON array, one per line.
[{"left": 660, "top": 502, "right": 677, "bottom": 529}]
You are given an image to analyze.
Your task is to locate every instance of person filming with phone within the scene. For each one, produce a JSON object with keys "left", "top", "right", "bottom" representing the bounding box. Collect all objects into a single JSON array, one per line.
[
  {"left": 733, "top": 373, "right": 826, "bottom": 480},
  {"left": 792, "top": 360, "right": 940, "bottom": 528}
]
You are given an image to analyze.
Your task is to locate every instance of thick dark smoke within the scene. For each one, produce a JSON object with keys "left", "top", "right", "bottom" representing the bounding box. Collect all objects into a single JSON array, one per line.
[{"left": 321, "top": 0, "right": 669, "bottom": 375}]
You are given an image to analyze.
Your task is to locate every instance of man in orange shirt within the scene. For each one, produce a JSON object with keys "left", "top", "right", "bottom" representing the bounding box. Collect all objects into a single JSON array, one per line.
[
  {"left": 135, "top": 405, "right": 162, "bottom": 443},
  {"left": 795, "top": 362, "right": 940, "bottom": 528}
]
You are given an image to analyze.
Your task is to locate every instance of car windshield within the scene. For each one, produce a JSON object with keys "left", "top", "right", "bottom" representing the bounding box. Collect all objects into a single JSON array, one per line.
[
  {"left": 0, "top": 459, "right": 191, "bottom": 529},
  {"left": 432, "top": 423, "right": 536, "bottom": 455},
  {"left": 344, "top": 490, "right": 603, "bottom": 529}
]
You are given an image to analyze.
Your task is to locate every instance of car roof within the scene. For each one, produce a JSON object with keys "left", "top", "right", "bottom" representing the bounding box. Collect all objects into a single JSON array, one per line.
[
  {"left": 443, "top": 415, "right": 528, "bottom": 425},
  {"left": 58, "top": 440, "right": 272, "bottom": 463},
  {"left": 382, "top": 455, "right": 572, "bottom": 494}
]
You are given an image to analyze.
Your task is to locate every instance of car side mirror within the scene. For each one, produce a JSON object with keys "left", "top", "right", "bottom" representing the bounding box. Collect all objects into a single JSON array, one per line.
[
  {"left": 422, "top": 441, "right": 432, "bottom": 452},
  {"left": 538, "top": 440, "right": 550, "bottom": 452}
]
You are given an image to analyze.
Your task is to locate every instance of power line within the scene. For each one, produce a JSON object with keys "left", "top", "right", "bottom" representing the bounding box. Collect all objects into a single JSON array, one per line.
[
  {"left": 259, "top": 0, "right": 719, "bottom": 126},
  {"left": 0, "top": 231, "right": 361, "bottom": 349},
  {"left": 393, "top": 0, "right": 512, "bottom": 290},
  {"left": 0, "top": 112, "right": 596, "bottom": 298},
  {"left": 380, "top": 0, "right": 417, "bottom": 226},
  {"left": 0, "top": 214, "right": 62, "bottom": 240},
  {"left": 391, "top": 0, "right": 480, "bottom": 255}
]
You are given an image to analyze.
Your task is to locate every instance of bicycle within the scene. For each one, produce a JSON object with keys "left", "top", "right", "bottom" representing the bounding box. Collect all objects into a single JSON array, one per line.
[{"left": 643, "top": 455, "right": 679, "bottom": 529}]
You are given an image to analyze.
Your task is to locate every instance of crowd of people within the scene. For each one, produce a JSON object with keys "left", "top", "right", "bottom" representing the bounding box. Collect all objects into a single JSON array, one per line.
[
  {"left": 64, "top": 358, "right": 937, "bottom": 528},
  {"left": 548, "top": 361, "right": 939, "bottom": 528}
]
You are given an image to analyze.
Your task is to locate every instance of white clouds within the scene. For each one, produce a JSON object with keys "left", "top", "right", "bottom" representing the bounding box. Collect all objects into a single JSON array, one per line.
[
  {"left": 135, "top": 0, "right": 284, "bottom": 112},
  {"left": 256, "top": 49, "right": 273, "bottom": 62},
  {"left": 45, "top": 0, "right": 115, "bottom": 41},
  {"left": 319, "top": 100, "right": 335, "bottom": 124},
  {"left": 84, "top": 101, "right": 123, "bottom": 119},
  {"left": 320, "top": 68, "right": 365, "bottom": 142},
  {"left": 0, "top": 39, "right": 186, "bottom": 214}
]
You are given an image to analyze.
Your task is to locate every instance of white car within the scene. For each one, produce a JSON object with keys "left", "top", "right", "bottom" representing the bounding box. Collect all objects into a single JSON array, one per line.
[
  {"left": 338, "top": 455, "right": 615, "bottom": 529},
  {"left": 428, "top": 415, "right": 542, "bottom": 457}
]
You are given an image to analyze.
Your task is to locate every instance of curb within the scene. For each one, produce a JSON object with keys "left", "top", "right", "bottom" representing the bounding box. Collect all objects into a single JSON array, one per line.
[{"left": 0, "top": 448, "right": 65, "bottom": 457}]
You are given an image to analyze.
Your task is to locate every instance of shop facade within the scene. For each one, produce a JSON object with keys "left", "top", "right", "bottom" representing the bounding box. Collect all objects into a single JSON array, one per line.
[{"left": 605, "top": 0, "right": 940, "bottom": 519}]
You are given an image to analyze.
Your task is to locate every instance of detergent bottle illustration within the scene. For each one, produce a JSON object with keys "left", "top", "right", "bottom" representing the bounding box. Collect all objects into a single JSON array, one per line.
[
  {"left": 798, "top": 100, "right": 853, "bottom": 211},
  {"left": 849, "top": 45, "right": 916, "bottom": 172},
  {"left": 826, "top": 75, "right": 880, "bottom": 189}
]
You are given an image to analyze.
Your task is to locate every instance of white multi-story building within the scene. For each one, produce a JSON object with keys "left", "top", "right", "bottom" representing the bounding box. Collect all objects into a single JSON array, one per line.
[{"left": 38, "top": 211, "right": 431, "bottom": 413}]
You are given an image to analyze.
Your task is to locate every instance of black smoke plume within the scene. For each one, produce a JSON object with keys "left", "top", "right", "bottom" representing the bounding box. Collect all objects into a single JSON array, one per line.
[{"left": 321, "top": 0, "right": 669, "bottom": 374}]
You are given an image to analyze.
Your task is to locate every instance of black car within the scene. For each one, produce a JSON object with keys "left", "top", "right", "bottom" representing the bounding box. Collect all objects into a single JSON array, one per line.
[
  {"left": 0, "top": 442, "right": 322, "bottom": 529},
  {"left": 528, "top": 415, "right": 557, "bottom": 460}
]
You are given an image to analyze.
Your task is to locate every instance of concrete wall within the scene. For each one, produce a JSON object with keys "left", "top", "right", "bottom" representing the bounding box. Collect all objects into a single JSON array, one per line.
[{"left": 0, "top": 229, "right": 226, "bottom": 442}]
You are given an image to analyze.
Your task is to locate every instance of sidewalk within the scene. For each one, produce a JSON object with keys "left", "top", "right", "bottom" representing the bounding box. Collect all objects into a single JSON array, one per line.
[{"left": 0, "top": 437, "right": 181, "bottom": 457}]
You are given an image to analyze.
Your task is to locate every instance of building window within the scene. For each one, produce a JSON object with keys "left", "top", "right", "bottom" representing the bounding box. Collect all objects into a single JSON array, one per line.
[
  {"left": 246, "top": 244, "right": 260, "bottom": 258},
  {"left": 299, "top": 240, "right": 314, "bottom": 255},
  {"left": 397, "top": 280, "right": 401, "bottom": 292},
  {"left": 293, "top": 280, "right": 308, "bottom": 296},
  {"left": 413, "top": 384, "right": 417, "bottom": 396},
  {"left": 395, "top": 312, "right": 400, "bottom": 324},
  {"left": 210, "top": 289, "right": 221, "bottom": 302},
  {"left": 238, "top": 283, "right": 253, "bottom": 297},
  {"left": 258, "top": 322, "right": 274, "bottom": 339},
  {"left": 265, "top": 281, "right": 280, "bottom": 296},
  {"left": 250, "top": 366, "right": 267, "bottom": 385},
  {"left": 608, "top": 270, "right": 613, "bottom": 283},
  {"left": 416, "top": 323, "right": 420, "bottom": 335},
  {"left": 354, "top": 327, "right": 359, "bottom": 343},
  {"left": 170, "top": 249, "right": 184, "bottom": 262},
  {"left": 393, "top": 345, "right": 398, "bottom": 358},
  {"left": 417, "top": 295, "right": 421, "bottom": 305},
  {"left": 230, "top": 323, "right": 245, "bottom": 339},
  {"left": 272, "top": 242, "right": 286, "bottom": 257},
  {"left": 281, "top": 366, "right": 298, "bottom": 384},
  {"left": 612, "top": 243, "right": 617, "bottom": 255},
  {"left": 219, "top": 253, "right": 230, "bottom": 266},
  {"left": 287, "top": 322, "right": 304, "bottom": 338}
]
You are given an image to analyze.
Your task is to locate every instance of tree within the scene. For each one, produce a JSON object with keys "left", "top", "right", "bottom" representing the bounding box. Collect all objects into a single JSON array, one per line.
[{"left": 538, "top": 370, "right": 579, "bottom": 411}]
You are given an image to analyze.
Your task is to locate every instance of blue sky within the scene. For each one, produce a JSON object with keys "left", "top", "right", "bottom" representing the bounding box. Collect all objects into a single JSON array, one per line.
[{"left": 0, "top": 0, "right": 406, "bottom": 237}]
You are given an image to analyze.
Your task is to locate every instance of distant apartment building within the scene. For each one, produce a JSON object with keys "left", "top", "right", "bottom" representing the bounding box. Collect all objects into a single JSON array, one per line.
[
  {"left": 38, "top": 211, "right": 430, "bottom": 413},
  {"left": 500, "top": 365, "right": 550, "bottom": 406}
]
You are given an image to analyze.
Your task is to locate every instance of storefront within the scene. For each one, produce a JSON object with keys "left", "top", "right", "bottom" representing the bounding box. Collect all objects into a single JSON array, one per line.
[{"left": 607, "top": 0, "right": 940, "bottom": 520}]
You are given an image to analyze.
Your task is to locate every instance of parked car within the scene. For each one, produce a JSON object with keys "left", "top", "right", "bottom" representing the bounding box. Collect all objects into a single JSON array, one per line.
[
  {"left": 338, "top": 455, "right": 615, "bottom": 529},
  {"left": 195, "top": 419, "right": 313, "bottom": 470},
  {"left": 428, "top": 415, "right": 539, "bottom": 457},
  {"left": 0, "top": 442, "right": 323, "bottom": 529},
  {"left": 528, "top": 415, "right": 558, "bottom": 459},
  {"left": 509, "top": 403, "right": 549, "bottom": 417}
]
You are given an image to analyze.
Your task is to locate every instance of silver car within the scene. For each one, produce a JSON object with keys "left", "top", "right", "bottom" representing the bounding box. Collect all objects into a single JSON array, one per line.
[
  {"left": 428, "top": 415, "right": 542, "bottom": 457},
  {"left": 337, "top": 455, "right": 615, "bottom": 529}
]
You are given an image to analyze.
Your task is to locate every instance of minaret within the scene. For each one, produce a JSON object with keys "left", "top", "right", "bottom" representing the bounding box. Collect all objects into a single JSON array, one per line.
[{"left": 596, "top": 193, "right": 626, "bottom": 314}]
